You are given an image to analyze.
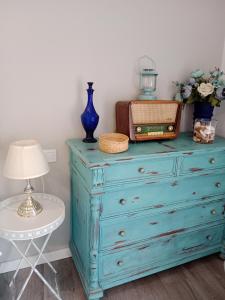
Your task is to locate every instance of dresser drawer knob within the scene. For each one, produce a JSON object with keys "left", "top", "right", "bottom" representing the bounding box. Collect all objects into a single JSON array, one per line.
[
  {"left": 206, "top": 235, "right": 213, "bottom": 241},
  {"left": 119, "top": 230, "right": 126, "bottom": 237},
  {"left": 117, "top": 260, "right": 124, "bottom": 266},
  {"left": 211, "top": 209, "right": 216, "bottom": 215},
  {"left": 215, "top": 182, "right": 221, "bottom": 188},
  {"left": 138, "top": 168, "right": 145, "bottom": 174},
  {"left": 119, "top": 199, "right": 127, "bottom": 205},
  {"left": 209, "top": 158, "right": 215, "bottom": 164}
]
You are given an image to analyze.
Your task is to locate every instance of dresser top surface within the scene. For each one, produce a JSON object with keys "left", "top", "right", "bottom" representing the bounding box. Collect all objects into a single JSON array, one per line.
[{"left": 67, "top": 132, "right": 225, "bottom": 168}]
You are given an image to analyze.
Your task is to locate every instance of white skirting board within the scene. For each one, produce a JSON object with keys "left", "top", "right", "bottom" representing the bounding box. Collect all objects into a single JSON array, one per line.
[{"left": 0, "top": 247, "right": 72, "bottom": 274}]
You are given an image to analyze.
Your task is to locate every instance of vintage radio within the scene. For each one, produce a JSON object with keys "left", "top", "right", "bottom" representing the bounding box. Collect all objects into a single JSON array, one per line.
[{"left": 116, "top": 100, "right": 182, "bottom": 141}]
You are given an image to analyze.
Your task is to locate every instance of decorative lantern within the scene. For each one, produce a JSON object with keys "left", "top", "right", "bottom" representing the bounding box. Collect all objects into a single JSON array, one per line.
[{"left": 138, "top": 56, "right": 158, "bottom": 100}]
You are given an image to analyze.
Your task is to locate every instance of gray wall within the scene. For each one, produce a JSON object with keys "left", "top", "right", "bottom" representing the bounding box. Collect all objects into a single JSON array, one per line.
[
  {"left": 215, "top": 40, "right": 225, "bottom": 136},
  {"left": 1, "top": 0, "right": 225, "bottom": 263}
]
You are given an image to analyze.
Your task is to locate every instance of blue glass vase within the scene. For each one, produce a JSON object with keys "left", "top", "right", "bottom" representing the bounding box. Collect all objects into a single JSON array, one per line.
[{"left": 81, "top": 82, "right": 99, "bottom": 143}]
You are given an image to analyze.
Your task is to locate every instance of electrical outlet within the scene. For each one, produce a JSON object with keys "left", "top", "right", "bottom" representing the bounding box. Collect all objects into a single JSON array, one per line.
[{"left": 43, "top": 149, "right": 57, "bottom": 163}]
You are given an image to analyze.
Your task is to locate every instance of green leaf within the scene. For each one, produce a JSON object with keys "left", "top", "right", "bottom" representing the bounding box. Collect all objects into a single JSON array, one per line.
[
  {"left": 209, "top": 96, "right": 220, "bottom": 107},
  {"left": 185, "top": 95, "right": 194, "bottom": 104}
]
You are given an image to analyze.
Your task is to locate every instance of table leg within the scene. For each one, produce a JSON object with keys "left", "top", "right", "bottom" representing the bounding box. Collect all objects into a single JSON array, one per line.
[
  {"left": 9, "top": 240, "right": 33, "bottom": 287},
  {"left": 11, "top": 234, "right": 62, "bottom": 300},
  {"left": 31, "top": 240, "right": 57, "bottom": 274}
]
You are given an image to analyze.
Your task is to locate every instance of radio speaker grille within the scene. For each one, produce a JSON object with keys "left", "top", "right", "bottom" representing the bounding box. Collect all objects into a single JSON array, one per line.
[{"left": 131, "top": 102, "right": 178, "bottom": 124}]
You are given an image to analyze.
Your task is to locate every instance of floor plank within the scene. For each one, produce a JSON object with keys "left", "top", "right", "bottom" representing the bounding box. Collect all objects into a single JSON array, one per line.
[
  {"left": 0, "top": 255, "right": 225, "bottom": 300},
  {"left": 158, "top": 267, "right": 198, "bottom": 300}
]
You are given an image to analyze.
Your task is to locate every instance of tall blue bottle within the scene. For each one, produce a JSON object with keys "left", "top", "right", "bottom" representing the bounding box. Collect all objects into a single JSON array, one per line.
[{"left": 81, "top": 82, "right": 99, "bottom": 143}]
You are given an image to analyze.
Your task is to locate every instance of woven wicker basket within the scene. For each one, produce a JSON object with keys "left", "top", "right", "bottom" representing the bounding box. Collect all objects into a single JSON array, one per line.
[{"left": 99, "top": 133, "right": 129, "bottom": 154}]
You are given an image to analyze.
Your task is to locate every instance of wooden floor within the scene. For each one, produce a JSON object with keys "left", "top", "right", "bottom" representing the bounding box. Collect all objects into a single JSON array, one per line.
[{"left": 1, "top": 255, "right": 225, "bottom": 300}]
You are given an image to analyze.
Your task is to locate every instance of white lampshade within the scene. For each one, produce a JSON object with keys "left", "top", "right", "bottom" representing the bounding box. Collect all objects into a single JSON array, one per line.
[{"left": 3, "top": 140, "right": 49, "bottom": 180}]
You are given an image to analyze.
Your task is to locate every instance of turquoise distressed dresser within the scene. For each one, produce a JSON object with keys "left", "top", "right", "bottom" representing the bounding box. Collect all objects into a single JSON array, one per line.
[{"left": 67, "top": 132, "right": 225, "bottom": 300}]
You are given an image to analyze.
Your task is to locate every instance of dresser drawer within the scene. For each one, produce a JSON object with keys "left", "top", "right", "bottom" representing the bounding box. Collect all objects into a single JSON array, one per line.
[
  {"left": 101, "top": 173, "right": 225, "bottom": 217},
  {"left": 100, "top": 199, "right": 225, "bottom": 250},
  {"left": 100, "top": 224, "right": 224, "bottom": 280},
  {"left": 104, "top": 157, "right": 176, "bottom": 183},
  {"left": 180, "top": 151, "right": 225, "bottom": 174}
]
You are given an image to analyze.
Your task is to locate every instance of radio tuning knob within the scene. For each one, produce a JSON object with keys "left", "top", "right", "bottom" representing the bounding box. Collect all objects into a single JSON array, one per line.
[
  {"left": 167, "top": 125, "right": 174, "bottom": 132},
  {"left": 136, "top": 127, "right": 142, "bottom": 133}
]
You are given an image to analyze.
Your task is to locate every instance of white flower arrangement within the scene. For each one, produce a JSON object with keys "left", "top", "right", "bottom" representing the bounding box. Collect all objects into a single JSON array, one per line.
[
  {"left": 197, "top": 83, "right": 214, "bottom": 97},
  {"left": 174, "top": 68, "right": 225, "bottom": 107}
]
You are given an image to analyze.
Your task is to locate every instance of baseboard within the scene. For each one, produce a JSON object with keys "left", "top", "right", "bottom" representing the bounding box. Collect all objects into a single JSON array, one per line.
[{"left": 0, "top": 247, "right": 72, "bottom": 274}]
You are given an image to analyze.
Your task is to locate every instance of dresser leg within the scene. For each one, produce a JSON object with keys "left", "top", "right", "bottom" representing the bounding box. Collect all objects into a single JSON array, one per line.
[
  {"left": 219, "top": 240, "right": 225, "bottom": 260},
  {"left": 219, "top": 254, "right": 225, "bottom": 260},
  {"left": 219, "top": 252, "right": 225, "bottom": 260},
  {"left": 87, "top": 289, "right": 103, "bottom": 300}
]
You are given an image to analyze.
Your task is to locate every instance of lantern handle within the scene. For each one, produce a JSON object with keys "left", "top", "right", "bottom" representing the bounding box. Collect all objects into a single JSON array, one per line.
[{"left": 138, "top": 55, "right": 156, "bottom": 71}]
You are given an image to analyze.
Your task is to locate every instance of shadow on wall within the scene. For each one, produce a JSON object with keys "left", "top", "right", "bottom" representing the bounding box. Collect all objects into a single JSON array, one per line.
[
  {"left": 0, "top": 147, "right": 12, "bottom": 199},
  {"left": 215, "top": 102, "right": 225, "bottom": 138},
  {"left": 72, "top": 79, "right": 84, "bottom": 135},
  {"left": 180, "top": 104, "right": 193, "bottom": 132}
]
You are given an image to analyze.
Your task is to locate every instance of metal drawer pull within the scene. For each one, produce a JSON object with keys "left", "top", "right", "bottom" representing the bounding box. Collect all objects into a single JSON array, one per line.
[
  {"left": 119, "top": 230, "right": 126, "bottom": 237},
  {"left": 119, "top": 199, "right": 126, "bottom": 205},
  {"left": 138, "top": 167, "right": 145, "bottom": 174},
  {"left": 209, "top": 158, "right": 215, "bottom": 164},
  {"left": 117, "top": 260, "right": 123, "bottom": 266},
  {"left": 206, "top": 235, "right": 213, "bottom": 241},
  {"left": 215, "top": 182, "right": 221, "bottom": 188},
  {"left": 211, "top": 209, "right": 216, "bottom": 215}
]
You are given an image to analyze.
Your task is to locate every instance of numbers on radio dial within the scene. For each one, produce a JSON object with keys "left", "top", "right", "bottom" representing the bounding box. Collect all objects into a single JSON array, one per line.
[{"left": 135, "top": 125, "right": 175, "bottom": 135}]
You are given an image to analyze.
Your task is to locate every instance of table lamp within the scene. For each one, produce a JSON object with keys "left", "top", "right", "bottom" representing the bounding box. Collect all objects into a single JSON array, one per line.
[{"left": 3, "top": 140, "right": 49, "bottom": 217}]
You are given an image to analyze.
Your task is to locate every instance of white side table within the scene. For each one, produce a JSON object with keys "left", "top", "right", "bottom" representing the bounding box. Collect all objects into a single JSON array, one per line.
[{"left": 0, "top": 193, "right": 65, "bottom": 300}]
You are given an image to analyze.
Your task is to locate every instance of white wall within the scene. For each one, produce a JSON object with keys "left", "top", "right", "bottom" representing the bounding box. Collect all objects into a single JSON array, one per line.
[
  {"left": 1, "top": 0, "right": 225, "bottom": 263},
  {"left": 215, "top": 38, "right": 225, "bottom": 136},
  {"left": 222, "top": 40, "right": 225, "bottom": 71}
]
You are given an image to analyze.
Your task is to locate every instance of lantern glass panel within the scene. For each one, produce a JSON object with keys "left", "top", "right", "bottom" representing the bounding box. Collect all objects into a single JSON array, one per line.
[
  {"left": 141, "top": 75, "right": 157, "bottom": 92},
  {"left": 141, "top": 74, "right": 156, "bottom": 92}
]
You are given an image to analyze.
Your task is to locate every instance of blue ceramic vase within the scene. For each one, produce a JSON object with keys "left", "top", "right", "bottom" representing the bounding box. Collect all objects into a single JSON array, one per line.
[
  {"left": 193, "top": 102, "right": 214, "bottom": 120},
  {"left": 81, "top": 82, "right": 99, "bottom": 143}
]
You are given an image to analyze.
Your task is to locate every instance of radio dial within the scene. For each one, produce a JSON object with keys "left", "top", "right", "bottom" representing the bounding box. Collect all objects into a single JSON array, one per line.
[
  {"left": 167, "top": 125, "right": 174, "bottom": 132},
  {"left": 136, "top": 127, "right": 142, "bottom": 133}
]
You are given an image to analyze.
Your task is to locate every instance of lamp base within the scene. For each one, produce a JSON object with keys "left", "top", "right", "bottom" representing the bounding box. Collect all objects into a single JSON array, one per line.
[{"left": 17, "top": 197, "right": 43, "bottom": 217}]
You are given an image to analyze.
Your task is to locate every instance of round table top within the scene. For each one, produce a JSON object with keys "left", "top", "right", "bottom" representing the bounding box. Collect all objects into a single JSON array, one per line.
[{"left": 0, "top": 193, "right": 65, "bottom": 240}]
